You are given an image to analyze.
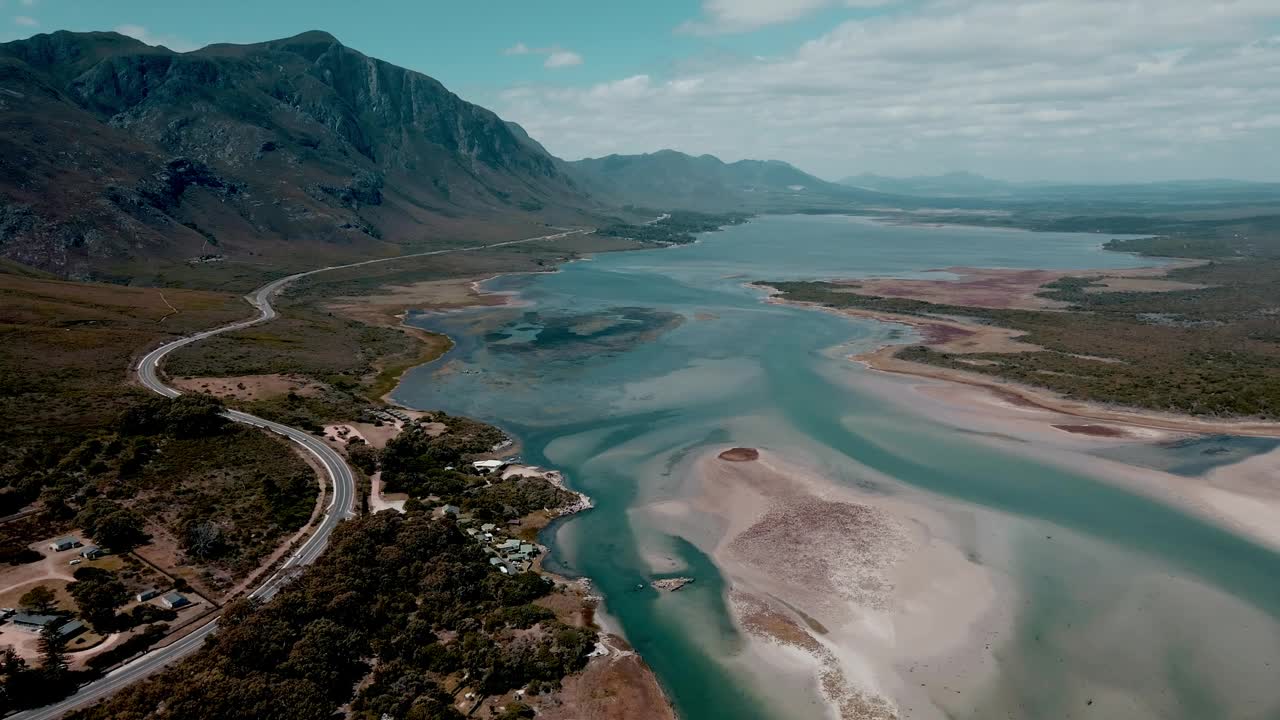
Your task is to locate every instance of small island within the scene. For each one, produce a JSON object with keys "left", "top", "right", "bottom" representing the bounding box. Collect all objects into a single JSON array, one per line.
[
  {"left": 652, "top": 577, "right": 695, "bottom": 592},
  {"left": 718, "top": 447, "right": 760, "bottom": 462}
]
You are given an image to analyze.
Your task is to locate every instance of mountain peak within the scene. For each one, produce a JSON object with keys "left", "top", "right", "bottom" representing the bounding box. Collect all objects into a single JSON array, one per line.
[{"left": 281, "top": 30, "right": 340, "bottom": 44}]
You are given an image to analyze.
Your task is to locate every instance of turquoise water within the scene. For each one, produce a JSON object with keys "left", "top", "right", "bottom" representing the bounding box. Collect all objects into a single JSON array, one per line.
[{"left": 395, "top": 215, "right": 1280, "bottom": 719}]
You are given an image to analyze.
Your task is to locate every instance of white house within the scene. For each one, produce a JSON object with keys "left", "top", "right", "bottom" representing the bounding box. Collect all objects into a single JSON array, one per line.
[{"left": 472, "top": 460, "right": 505, "bottom": 474}]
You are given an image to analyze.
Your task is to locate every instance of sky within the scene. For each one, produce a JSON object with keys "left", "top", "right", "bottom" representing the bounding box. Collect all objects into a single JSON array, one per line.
[{"left": 3, "top": 0, "right": 1279, "bottom": 182}]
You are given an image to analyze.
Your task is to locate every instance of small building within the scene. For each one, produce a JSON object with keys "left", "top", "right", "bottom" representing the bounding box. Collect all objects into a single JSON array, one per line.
[
  {"left": 519, "top": 544, "right": 536, "bottom": 555},
  {"left": 472, "top": 460, "right": 505, "bottom": 474},
  {"left": 48, "top": 537, "right": 79, "bottom": 552},
  {"left": 480, "top": 523, "right": 497, "bottom": 533},
  {"left": 12, "top": 614, "right": 61, "bottom": 633},
  {"left": 136, "top": 588, "right": 160, "bottom": 602},
  {"left": 442, "top": 505, "right": 461, "bottom": 516},
  {"left": 56, "top": 620, "right": 86, "bottom": 639},
  {"left": 159, "top": 592, "right": 191, "bottom": 610},
  {"left": 465, "top": 528, "right": 479, "bottom": 537},
  {"left": 497, "top": 539, "right": 521, "bottom": 551},
  {"left": 80, "top": 545, "right": 103, "bottom": 560}
]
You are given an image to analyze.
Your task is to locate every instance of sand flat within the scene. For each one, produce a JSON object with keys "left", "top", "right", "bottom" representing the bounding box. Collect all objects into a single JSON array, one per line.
[
  {"left": 853, "top": 370, "right": 1280, "bottom": 553},
  {"left": 644, "top": 447, "right": 1008, "bottom": 720}
]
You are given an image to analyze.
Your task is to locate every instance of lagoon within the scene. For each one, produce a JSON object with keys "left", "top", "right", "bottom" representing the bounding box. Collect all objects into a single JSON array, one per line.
[{"left": 395, "top": 215, "right": 1280, "bottom": 720}]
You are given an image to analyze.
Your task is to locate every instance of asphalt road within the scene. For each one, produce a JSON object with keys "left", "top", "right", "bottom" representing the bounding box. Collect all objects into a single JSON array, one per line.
[{"left": 13, "top": 227, "right": 587, "bottom": 720}]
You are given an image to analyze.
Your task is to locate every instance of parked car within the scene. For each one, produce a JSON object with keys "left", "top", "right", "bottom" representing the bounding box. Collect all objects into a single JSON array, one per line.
[{"left": 68, "top": 559, "right": 82, "bottom": 565}]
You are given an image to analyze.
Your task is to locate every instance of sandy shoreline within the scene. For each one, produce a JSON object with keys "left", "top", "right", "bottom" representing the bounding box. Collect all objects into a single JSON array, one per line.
[
  {"left": 758, "top": 277, "right": 1280, "bottom": 553},
  {"left": 642, "top": 447, "right": 1011, "bottom": 720}
]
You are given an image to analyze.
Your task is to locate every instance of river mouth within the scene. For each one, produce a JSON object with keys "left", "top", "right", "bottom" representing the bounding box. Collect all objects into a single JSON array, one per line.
[{"left": 393, "top": 215, "right": 1280, "bottom": 720}]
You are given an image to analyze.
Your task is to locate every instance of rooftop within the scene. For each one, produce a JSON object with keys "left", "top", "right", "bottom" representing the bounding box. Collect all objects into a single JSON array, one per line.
[{"left": 12, "top": 613, "right": 60, "bottom": 626}]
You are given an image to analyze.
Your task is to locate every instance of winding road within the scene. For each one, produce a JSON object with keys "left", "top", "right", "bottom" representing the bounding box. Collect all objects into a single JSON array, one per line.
[{"left": 14, "top": 227, "right": 588, "bottom": 720}]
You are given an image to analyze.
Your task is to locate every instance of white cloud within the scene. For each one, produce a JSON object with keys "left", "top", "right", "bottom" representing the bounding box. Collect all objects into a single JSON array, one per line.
[
  {"left": 114, "top": 24, "right": 198, "bottom": 53},
  {"left": 544, "top": 50, "right": 583, "bottom": 68},
  {"left": 680, "top": 0, "right": 896, "bottom": 34},
  {"left": 13, "top": 15, "right": 37, "bottom": 27},
  {"left": 495, "top": 0, "right": 1280, "bottom": 181},
  {"left": 503, "top": 42, "right": 584, "bottom": 70}
]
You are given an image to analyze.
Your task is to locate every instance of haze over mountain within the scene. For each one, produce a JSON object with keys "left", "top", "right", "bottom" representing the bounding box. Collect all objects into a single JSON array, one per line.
[
  {"left": 567, "top": 150, "right": 889, "bottom": 212},
  {"left": 841, "top": 171, "right": 1280, "bottom": 205},
  {"left": 0, "top": 30, "right": 599, "bottom": 280}
]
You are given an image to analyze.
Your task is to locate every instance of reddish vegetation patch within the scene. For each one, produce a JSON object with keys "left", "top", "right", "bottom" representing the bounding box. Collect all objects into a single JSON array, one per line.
[
  {"left": 1052, "top": 424, "right": 1127, "bottom": 437},
  {"left": 990, "top": 388, "right": 1046, "bottom": 409},
  {"left": 918, "top": 323, "right": 975, "bottom": 345},
  {"left": 840, "top": 268, "right": 1065, "bottom": 310},
  {"left": 718, "top": 447, "right": 760, "bottom": 462}
]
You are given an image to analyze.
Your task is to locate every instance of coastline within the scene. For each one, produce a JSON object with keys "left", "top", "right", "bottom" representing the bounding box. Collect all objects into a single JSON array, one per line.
[
  {"left": 754, "top": 274, "right": 1280, "bottom": 439},
  {"left": 755, "top": 273, "right": 1280, "bottom": 554}
]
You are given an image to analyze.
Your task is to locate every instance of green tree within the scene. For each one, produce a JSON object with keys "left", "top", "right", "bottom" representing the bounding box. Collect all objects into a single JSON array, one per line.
[
  {"left": 37, "top": 625, "right": 66, "bottom": 677},
  {"left": 69, "top": 567, "right": 129, "bottom": 631},
  {"left": 18, "top": 586, "right": 57, "bottom": 615},
  {"left": 79, "top": 499, "right": 149, "bottom": 550}
]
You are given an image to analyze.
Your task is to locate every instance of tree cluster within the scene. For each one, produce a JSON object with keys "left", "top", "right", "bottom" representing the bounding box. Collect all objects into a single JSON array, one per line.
[{"left": 68, "top": 508, "right": 596, "bottom": 720}]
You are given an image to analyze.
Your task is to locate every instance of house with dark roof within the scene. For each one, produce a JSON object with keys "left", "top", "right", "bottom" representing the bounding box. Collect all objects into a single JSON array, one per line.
[
  {"left": 160, "top": 592, "right": 191, "bottom": 609},
  {"left": 56, "top": 620, "right": 86, "bottom": 639},
  {"left": 12, "top": 613, "right": 61, "bottom": 633}
]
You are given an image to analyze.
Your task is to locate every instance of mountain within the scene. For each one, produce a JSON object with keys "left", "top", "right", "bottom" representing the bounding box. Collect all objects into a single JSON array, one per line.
[
  {"left": 565, "top": 150, "right": 886, "bottom": 211},
  {"left": 840, "top": 171, "right": 1280, "bottom": 207},
  {"left": 840, "top": 171, "right": 1015, "bottom": 198},
  {"left": 0, "top": 30, "right": 597, "bottom": 282}
]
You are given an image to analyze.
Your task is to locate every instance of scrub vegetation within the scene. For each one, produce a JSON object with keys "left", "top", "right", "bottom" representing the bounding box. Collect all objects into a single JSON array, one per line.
[
  {"left": 0, "top": 271, "right": 315, "bottom": 566},
  {"left": 67, "top": 507, "right": 598, "bottom": 720}
]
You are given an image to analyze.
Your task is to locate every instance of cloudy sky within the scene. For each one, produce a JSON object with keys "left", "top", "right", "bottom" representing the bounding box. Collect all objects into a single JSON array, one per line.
[{"left": 6, "top": 0, "right": 1280, "bottom": 182}]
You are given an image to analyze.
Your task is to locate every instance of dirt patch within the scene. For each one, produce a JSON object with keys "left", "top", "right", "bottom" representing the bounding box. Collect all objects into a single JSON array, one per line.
[
  {"left": 171, "top": 374, "right": 325, "bottom": 402},
  {"left": 536, "top": 635, "right": 676, "bottom": 720},
  {"left": 718, "top": 447, "right": 760, "bottom": 462},
  {"left": 332, "top": 277, "right": 509, "bottom": 317}
]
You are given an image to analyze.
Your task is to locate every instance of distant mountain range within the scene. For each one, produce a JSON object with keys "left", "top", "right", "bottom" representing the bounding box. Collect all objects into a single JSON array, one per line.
[
  {"left": 0, "top": 30, "right": 597, "bottom": 280},
  {"left": 566, "top": 150, "right": 887, "bottom": 212},
  {"left": 2, "top": 30, "right": 1273, "bottom": 282},
  {"left": 841, "top": 171, "right": 1280, "bottom": 204}
]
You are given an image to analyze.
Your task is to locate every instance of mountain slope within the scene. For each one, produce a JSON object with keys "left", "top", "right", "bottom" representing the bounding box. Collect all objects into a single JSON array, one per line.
[
  {"left": 565, "top": 150, "right": 886, "bottom": 211},
  {"left": 0, "top": 30, "right": 596, "bottom": 282}
]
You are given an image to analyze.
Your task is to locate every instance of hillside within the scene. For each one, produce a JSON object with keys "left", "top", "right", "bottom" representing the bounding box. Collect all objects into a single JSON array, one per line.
[
  {"left": 0, "top": 30, "right": 600, "bottom": 285},
  {"left": 566, "top": 150, "right": 887, "bottom": 212}
]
